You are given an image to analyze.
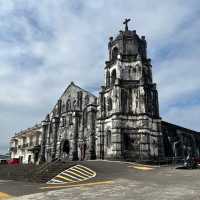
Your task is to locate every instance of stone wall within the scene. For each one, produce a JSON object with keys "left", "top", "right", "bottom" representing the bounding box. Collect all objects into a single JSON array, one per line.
[{"left": 162, "top": 121, "right": 200, "bottom": 159}]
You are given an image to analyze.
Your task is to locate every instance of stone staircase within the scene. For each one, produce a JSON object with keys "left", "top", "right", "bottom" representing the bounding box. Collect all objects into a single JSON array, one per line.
[
  {"left": 0, "top": 160, "right": 76, "bottom": 183},
  {"left": 31, "top": 160, "right": 76, "bottom": 183}
]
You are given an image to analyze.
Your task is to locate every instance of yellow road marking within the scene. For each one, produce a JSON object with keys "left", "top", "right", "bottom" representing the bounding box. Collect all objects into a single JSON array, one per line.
[
  {"left": 0, "top": 192, "right": 13, "bottom": 200},
  {"left": 41, "top": 180, "right": 113, "bottom": 190},
  {"left": 131, "top": 166, "right": 154, "bottom": 170},
  {"left": 138, "top": 163, "right": 158, "bottom": 167},
  {"left": 56, "top": 175, "right": 75, "bottom": 182},
  {"left": 67, "top": 170, "right": 88, "bottom": 180},
  {"left": 76, "top": 165, "right": 95, "bottom": 174},
  {"left": 69, "top": 168, "right": 92, "bottom": 178},
  {"left": 61, "top": 172, "right": 82, "bottom": 181},
  {"left": 73, "top": 166, "right": 94, "bottom": 176}
]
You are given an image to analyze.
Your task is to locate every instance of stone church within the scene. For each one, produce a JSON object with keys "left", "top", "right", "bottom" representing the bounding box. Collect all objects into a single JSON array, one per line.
[{"left": 10, "top": 19, "right": 200, "bottom": 164}]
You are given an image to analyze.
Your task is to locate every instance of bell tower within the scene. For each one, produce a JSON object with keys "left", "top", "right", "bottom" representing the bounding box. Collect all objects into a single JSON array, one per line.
[{"left": 96, "top": 19, "right": 164, "bottom": 161}]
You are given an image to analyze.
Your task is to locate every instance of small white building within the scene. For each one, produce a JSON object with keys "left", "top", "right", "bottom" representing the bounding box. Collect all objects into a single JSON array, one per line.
[{"left": 10, "top": 124, "right": 42, "bottom": 164}]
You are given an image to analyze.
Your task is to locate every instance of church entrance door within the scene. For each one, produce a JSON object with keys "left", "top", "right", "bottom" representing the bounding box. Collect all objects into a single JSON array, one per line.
[
  {"left": 100, "top": 133, "right": 105, "bottom": 160},
  {"left": 60, "top": 139, "right": 70, "bottom": 159}
]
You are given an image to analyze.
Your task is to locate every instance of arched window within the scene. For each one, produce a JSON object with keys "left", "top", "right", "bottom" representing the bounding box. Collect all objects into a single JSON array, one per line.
[
  {"left": 121, "top": 89, "right": 128, "bottom": 113},
  {"left": 68, "top": 114, "right": 73, "bottom": 125},
  {"left": 73, "top": 100, "right": 76, "bottom": 110},
  {"left": 112, "top": 47, "right": 119, "bottom": 60},
  {"left": 83, "top": 111, "right": 88, "bottom": 127},
  {"left": 107, "top": 98, "right": 112, "bottom": 111},
  {"left": 106, "top": 130, "right": 112, "bottom": 148},
  {"left": 66, "top": 99, "right": 71, "bottom": 111},
  {"left": 77, "top": 91, "right": 82, "bottom": 108},
  {"left": 85, "top": 95, "right": 89, "bottom": 106},
  {"left": 62, "top": 116, "right": 66, "bottom": 127},
  {"left": 62, "top": 103, "right": 65, "bottom": 113},
  {"left": 106, "top": 70, "right": 110, "bottom": 87},
  {"left": 111, "top": 69, "right": 116, "bottom": 86}
]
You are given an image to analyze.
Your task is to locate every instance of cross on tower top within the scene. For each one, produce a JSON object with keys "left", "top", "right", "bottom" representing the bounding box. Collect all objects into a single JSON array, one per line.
[{"left": 123, "top": 18, "right": 131, "bottom": 31}]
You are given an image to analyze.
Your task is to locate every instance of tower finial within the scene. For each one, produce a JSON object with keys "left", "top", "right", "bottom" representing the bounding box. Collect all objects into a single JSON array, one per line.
[{"left": 123, "top": 18, "right": 131, "bottom": 31}]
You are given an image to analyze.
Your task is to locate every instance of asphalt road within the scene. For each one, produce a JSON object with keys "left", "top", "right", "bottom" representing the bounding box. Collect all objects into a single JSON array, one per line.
[{"left": 0, "top": 161, "right": 200, "bottom": 200}]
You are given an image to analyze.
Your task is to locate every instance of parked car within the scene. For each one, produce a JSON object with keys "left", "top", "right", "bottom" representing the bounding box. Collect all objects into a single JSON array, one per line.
[
  {"left": 183, "top": 156, "right": 198, "bottom": 169},
  {"left": 194, "top": 158, "right": 200, "bottom": 165},
  {"left": 7, "top": 158, "right": 20, "bottom": 165}
]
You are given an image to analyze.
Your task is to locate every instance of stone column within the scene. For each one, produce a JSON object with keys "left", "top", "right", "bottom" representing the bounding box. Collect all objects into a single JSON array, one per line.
[
  {"left": 100, "top": 121, "right": 105, "bottom": 160},
  {"left": 114, "top": 79, "right": 121, "bottom": 113},
  {"left": 191, "top": 134, "right": 197, "bottom": 157},
  {"left": 154, "top": 89, "right": 160, "bottom": 117},
  {"left": 97, "top": 90, "right": 105, "bottom": 160},
  {"left": 88, "top": 106, "right": 97, "bottom": 160},
  {"left": 95, "top": 122, "right": 101, "bottom": 159},
  {"left": 72, "top": 112, "right": 79, "bottom": 161},
  {"left": 52, "top": 117, "right": 59, "bottom": 160},
  {"left": 112, "top": 118, "right": 122, "bottom": 160}
]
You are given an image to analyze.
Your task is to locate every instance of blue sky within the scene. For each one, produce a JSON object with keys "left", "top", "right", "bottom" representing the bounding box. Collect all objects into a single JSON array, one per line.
[{"left": 0, "top": 0, "right": 200, "bottom": 153}]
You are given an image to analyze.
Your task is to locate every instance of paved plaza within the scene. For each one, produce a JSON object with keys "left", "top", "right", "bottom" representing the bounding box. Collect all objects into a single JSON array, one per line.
[{"left": 0, "top": 161, "right": 200, "bottom": 200}]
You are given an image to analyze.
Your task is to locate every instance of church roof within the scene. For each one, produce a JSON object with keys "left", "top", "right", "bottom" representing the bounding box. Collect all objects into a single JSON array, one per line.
[
  {"left": 11, "top": 123, "right": 42, "bottom": 139},
  {"left": 61, "top": 81, "right": 97, "bottom": 99},
  {"left": 48, "top": 81, "right": 97, "bottom": 117},
  {"left": 162, "top": 121, "right": 199, "bottom": 135}
]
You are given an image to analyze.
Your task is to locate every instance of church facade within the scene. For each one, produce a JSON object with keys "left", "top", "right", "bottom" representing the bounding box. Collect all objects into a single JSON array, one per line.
[{"left": 10, "top": 20, "right": 200, "bottom": 163}]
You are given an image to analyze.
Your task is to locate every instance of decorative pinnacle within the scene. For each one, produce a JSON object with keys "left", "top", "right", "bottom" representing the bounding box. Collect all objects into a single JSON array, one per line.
[{"left": 123, "top": 18, "right": 131, "bottom": 31}]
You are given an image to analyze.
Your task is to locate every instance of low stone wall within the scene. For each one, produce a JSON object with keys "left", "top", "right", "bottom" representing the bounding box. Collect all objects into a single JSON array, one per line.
[{"left": 0, "top": 164, "right": 40, "bottom": 182}]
